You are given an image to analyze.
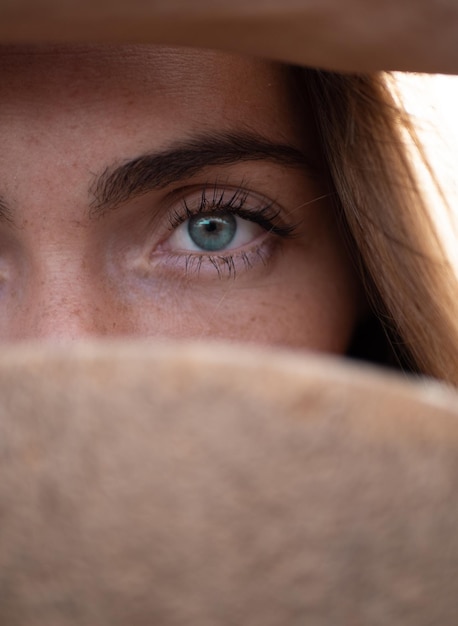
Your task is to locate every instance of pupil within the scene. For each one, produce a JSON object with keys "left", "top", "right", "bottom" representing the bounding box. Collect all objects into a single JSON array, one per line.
[{"left": 188, "top": 213, "right": 237, "bottom": 251}]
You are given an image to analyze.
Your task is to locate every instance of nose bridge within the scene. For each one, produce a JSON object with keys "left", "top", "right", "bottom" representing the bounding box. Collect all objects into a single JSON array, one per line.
[
  {"left": 34, "top": 290, "right": 94, "bottom": 341},
  {"left": 19, "top": 254, "right": 106, "bottom": 341}
]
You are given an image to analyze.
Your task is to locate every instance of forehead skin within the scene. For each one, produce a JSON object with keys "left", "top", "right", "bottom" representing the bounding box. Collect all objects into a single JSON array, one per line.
[{"left": 0, "top": 45, "right": 303, "bottom": 142}]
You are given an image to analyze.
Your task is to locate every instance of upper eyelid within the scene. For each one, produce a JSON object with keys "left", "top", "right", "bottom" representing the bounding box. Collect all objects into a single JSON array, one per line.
[
  {"left": 166, "top": 184, "right": 277, "bottom": 223},
  {"left": 164, "top": 179, "right": 254, "bottom": 203},
  {"left": 165, "top": 182, "right": 279, "bottom": 214}
]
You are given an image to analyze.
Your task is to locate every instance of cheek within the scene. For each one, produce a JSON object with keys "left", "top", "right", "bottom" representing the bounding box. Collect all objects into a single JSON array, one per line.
[{"left": 124, "top": 242, "right": 361, "bottom": 354}]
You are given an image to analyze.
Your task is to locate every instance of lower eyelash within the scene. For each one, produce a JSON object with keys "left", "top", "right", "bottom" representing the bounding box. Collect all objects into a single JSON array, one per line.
[{"left": 167, "top": 243, "right": 271, "bottom": 280}]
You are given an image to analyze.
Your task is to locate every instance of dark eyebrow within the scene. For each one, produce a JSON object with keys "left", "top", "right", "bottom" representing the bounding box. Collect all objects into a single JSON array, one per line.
[{"left": 89, "top": 131, "right": 316, "bottom": 218}]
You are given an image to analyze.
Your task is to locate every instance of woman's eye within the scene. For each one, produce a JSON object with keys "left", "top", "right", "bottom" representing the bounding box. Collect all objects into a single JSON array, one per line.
[{"left": 167, "top": 211, "right": 265, "bottom": 253}]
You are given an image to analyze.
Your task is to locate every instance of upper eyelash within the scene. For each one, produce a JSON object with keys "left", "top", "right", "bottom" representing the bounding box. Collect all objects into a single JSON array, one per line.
[{"left": 167, "top": 184, "right": 299, "bottom": 239}]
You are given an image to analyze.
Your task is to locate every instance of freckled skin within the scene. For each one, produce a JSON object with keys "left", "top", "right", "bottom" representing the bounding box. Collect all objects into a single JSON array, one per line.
[{"left": 0, "top": 45, "right": 362, "bottom": 351}]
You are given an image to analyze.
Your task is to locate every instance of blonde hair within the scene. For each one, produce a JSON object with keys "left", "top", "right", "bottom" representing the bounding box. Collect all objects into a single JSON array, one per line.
[{"left": 293, "top": 69, "right": 458, "bottom": 385}]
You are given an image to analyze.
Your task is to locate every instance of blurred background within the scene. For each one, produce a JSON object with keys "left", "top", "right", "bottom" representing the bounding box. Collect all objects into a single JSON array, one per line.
[{"left": 396, "top": 73, "right": 458, "bottom": 270}]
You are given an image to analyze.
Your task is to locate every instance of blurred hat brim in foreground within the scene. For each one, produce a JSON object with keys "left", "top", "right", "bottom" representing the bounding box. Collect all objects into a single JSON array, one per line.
[{"left": 0, "top": 340, "right": 457, "bottom": 625}]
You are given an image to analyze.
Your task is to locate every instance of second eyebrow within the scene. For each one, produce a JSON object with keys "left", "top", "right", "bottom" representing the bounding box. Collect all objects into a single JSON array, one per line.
[{"left": 89, "top": 131, "right": 316, "bottom": 218}]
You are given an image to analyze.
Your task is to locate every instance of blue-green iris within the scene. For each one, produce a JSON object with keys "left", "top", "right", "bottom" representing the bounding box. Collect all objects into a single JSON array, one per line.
[{"left": 188, "top": 213, "right": 237, "bottom": 252}]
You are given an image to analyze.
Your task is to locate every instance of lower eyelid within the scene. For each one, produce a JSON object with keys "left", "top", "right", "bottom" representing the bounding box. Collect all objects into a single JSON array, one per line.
[{"left": 151, "top": 237, "right": 278, "bottom": 281}]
